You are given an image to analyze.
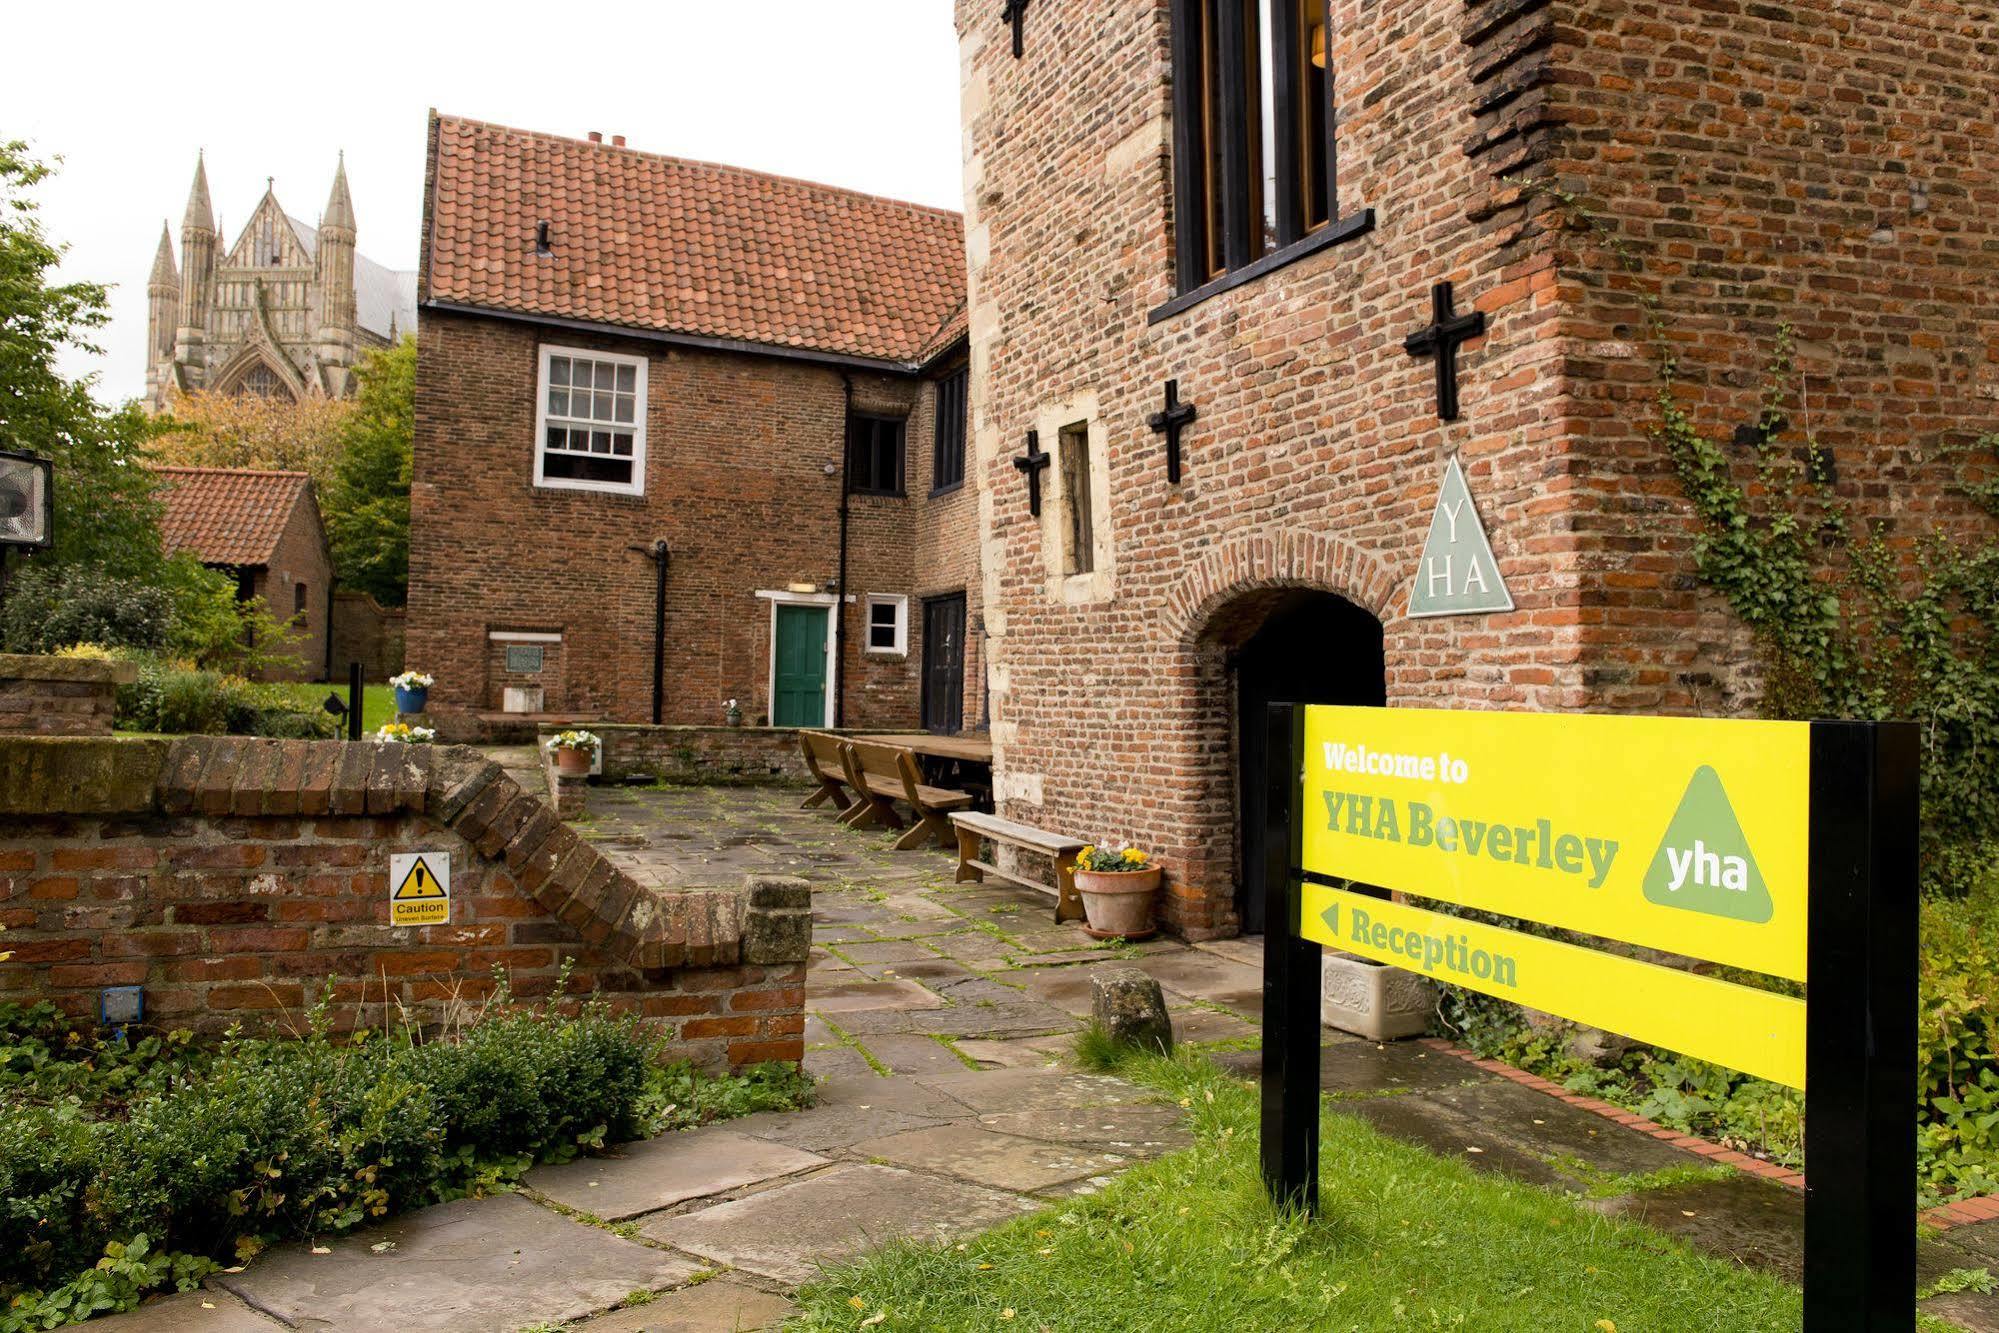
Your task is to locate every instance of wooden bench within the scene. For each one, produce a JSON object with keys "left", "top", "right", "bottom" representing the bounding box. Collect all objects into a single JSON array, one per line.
[
  {"left": 948, "top": 811, "right": 1086, "bottom": 924},
  {"left": 840, "top": 740, "right": 976, "bottom": 851},
  {"left": 797, "top": 731, "right": 856, "bottom": 816}
]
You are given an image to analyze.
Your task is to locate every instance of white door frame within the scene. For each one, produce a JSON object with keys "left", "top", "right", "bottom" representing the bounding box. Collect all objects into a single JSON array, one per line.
[{"left": 755, "top": 590, "right": 844, "bottom": 728}]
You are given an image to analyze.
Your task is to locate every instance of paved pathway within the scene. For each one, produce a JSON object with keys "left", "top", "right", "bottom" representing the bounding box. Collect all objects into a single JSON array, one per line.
[{"left": 100, "top": 775, "right": 1999, "bottom": 1330}]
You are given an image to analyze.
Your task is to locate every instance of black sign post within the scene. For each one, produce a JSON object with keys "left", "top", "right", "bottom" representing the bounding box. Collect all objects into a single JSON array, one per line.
[{"left": 1259, "top": 704, "right": 1920, "bottom": 1330}]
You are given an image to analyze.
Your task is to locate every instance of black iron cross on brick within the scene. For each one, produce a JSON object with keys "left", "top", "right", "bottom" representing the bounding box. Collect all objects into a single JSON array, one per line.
[
  {"left": 1148, "top": 379, "right": 1197, "bottom": 485},
  {"left": 1403, "top": 280, "right": 1486, "bottom": 422},
  {"left": 1014, "top": 430, "right": 1050, "bottom": 516},
  {"left": 1001, "top": 0, "right": 1029, "bottom": 56}
]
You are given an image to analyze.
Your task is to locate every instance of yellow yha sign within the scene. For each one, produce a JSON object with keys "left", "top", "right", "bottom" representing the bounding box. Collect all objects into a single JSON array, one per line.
[
  {"left": 1300, "top": 707, "right": 1810, "bottom": 981},
  {"left": 1300, "top": 881, "right": 1805, "bottom": 1087}
]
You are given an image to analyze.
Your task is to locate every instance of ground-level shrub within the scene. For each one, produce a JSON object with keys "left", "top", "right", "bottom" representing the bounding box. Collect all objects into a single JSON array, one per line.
[
  {"left": 1441, "top": 856, "right": 1999, "bottom": 1207},
  {"left": 0, "top": 995, "right": 811, "bottom": 1326},
  {"left": 111, "top": 654, "right": 333, "bottom": 739}
]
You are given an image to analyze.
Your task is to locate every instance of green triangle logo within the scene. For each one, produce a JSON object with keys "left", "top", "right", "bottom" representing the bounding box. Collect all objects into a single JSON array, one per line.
[{"left": 1642, "top": 766, "right": 1772, "bottom": 923}]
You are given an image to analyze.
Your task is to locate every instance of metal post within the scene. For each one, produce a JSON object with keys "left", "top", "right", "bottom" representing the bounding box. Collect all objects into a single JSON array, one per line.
[
  {"left": 1260, "top": 702, "right": 1320, "bottom": 1214},
  {"left": 348, "top": 660, "right": 363, "bottom": 741},
  {"left": 1804, "top": 720, "right": 1919, "bottom": 1332}
]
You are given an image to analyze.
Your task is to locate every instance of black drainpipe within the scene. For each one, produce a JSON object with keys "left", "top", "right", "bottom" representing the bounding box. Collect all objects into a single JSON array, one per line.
[
  {"left": 834, "top": 372, "right": 853, "bottom": 728},
  {"left": 630, "top": 539, "right": 671, "bottom": 723}
]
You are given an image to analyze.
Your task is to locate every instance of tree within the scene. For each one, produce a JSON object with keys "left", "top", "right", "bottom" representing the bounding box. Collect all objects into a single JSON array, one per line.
[
  {"left": 150, "top": 388, "right": 357, "bottom": 486},
  {"left": 0, "top": 140, "right": 163, "bottom": 576},
  {"left": 322, "top": 336, "right": 414, "bottom": 605}
]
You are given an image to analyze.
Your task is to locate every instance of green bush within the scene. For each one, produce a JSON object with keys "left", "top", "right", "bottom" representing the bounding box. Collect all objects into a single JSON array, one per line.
[
  {"left": 0, "top": 564, "right": 173, "bottom": 657},
  {"left": 0, "top": 995, "right": 809, "bottom": 1321},
  {"left": 111, "top": 657, "right": 332, "bottom": 739}
]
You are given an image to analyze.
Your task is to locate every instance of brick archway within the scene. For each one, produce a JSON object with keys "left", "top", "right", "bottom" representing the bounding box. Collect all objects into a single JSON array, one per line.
[
  {"left": 1160, "top": 527, "right": 1398, "bottom": 650},
  {"left": 1152, "top": 527, "right": 1393, "bottom": 939}
]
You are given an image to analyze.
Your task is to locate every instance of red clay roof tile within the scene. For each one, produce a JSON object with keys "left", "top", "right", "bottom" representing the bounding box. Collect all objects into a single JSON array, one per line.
[
  {"left": 151, "top": 467, "right": 314, "bottom": 568},
  {"left": 424, "top": 115, "right": 967, "bottom": 366}
]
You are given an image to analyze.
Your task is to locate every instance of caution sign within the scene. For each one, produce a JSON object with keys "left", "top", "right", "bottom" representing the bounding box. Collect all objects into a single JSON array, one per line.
[{"left": 388, "top": 851, "right": 450, "bottom": 926}]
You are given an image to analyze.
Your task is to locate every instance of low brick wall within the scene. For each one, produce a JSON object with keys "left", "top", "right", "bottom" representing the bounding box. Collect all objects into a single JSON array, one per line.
[
  {"left": 0, "top": 737, "right": 810, "bottom": 1069},
  {"left": 0, "top": 653, "right": 137, "bottom": 737},
  {"left": 569, "top": 724, "right": 813, "bottom": 786}
]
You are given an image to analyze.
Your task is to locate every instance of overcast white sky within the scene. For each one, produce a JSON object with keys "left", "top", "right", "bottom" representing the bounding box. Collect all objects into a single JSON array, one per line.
[{"left": 4, "top": 1, "right": 965, "bottom": 405}]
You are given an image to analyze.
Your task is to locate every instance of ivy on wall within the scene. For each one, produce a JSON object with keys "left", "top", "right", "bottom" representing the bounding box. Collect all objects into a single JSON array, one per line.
[{"left": 1536, "top": 182, "right": 1999, "bottom": 893}]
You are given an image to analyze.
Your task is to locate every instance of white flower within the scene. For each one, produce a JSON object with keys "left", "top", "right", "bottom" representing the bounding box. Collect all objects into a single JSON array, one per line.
[
  {"left": 389, "top": 671, "right": 434, "bottom": 690},
  {"left": 546, "top": 729, "right": 601, "bottom": 752}
]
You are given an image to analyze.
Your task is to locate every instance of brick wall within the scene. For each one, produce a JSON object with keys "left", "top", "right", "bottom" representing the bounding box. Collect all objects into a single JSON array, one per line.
[
  {"left": 0, "top": 654, "right": 135, "bottom": 737},
  {"left": 248, "top": 488, "right": 335, "bottom": 683},
  {"left": 0, "top": 737, "right": 810, "bottom": 1069},
  {"left": 408, "top": 311, "right": 980, "bottom": 736},
  {"left": 329, "top": 590, "right": 406, "bottom": 682},
  {"left": 565, "top": 724, "right": 811, "bottom": 786},
  {"left": 956, "top": 0, "right": 1997, "bottom": 936}
]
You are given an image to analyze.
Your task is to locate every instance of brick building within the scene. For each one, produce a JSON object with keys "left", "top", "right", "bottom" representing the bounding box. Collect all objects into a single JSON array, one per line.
[
  {"left": 957, "top": 0, "right": 1997, "bottom": 937},
  {"left": 407, "top": 115, "right": 979, "bottom": 737},
  {"left": 153, "top": 466, "right": 333, "bottom": 682}
]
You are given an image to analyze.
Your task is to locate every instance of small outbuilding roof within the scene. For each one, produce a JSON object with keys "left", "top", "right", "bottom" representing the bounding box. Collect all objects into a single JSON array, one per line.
[{"left": 151, "top": 466, "right": 317, "bottom": 568}]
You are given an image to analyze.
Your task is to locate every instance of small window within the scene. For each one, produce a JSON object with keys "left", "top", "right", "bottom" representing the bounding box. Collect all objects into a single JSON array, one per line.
[
  {"left": 865, "top": 594, "right": 908, "bottom": 655},
  {"left": 931, "top": 369, "right": 967, "bottom": 494},
  {"left": 505, "top": 644, "right": 545, "bottom": 673},
  {"left": 1058, "top": 422, "right": 1095, "bottom": 576},
  {"left": 847, "top": 414, "right": 905, "bottom": 496},
  {"left": 535, "top": 345, "right": 647, "bottom": 494},
  {"left": 293, "top": 582, "right": 307, "bottom": 617}
]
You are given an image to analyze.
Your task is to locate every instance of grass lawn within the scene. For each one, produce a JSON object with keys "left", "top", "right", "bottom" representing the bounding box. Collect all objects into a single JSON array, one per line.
[
  {"left": 790, "top": 1050, "right": 1803, "bottom": 1332},
  {"left": 267, "top": 681, "right": 396, "bottom": 734}
]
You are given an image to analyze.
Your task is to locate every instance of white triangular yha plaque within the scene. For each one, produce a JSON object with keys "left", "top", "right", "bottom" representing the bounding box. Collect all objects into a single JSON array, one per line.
[{"left": 1407, "top": 456, "right": 1513, "bottom": 618}]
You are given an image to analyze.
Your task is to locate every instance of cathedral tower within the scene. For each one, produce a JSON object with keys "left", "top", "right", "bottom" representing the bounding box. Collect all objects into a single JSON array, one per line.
[
  {"left": 172, "top": 154, "right": 216, "bottom": 388},
  {"left": 314, "top": 154, "right": 358, "bottom": 389},
  {"left": 144, "top": 222, "right": 179, "bottom": 402}
]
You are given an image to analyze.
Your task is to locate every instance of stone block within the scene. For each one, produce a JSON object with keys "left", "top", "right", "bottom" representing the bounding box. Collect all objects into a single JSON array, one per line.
[
  {"left": 1091, "top": 965, "right": 1173, "bottom": 1055},
  {"left": 1321, "top": 951, "right": 1433, "bottom": 1042},
  {"left": 743, "top": 874, "right": 812, "bottom": 965}
]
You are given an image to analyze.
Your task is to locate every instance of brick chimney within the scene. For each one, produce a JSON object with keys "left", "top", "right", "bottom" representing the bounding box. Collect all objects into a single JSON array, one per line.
[{"left": 587, "top": 131, "right": 602, "bottom": 144}]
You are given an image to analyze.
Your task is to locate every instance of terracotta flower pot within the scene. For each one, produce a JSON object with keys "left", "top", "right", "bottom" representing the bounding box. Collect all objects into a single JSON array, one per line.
[
  {"left": 1074, "top": 866, "right": 1161, "bottom": 940},
  {"left": 552, "top": 747, "right": 591, "bottom": 777}
]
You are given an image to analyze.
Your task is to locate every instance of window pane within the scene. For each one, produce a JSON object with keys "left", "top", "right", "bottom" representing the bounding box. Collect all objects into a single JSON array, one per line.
[
  {"left": 1059, "top": 423, "right": 1095, "bottom": 575},
  {"left": 546, "top": 425, "right": 567, "bottom": 452},
  {"left": 871, "top": 602, "right": 897, "bottom": 628},
  {"left": 614, "top": 395, "right": 635, "bottom": 424},
  {"left": 595, "top": 362, "right": 614, "bottom": 390},
  {"left": 548, "top": 389, "right": 569, "bottom": 416},
  {"left": 591, "top": 430, "right": 612, "bottom": 454},
  {"left": 594, "top": 392, "right": 614, "bottom": 421},
  {"left": 615, "top": 364, "right": 636, "bottom": 392},
  {"left": 1253, "top": 0, "right": 1278, "bottom": 256},
  {"left": 549, "top": 357, "right": 570, "bottom": 386},
  {"left": 1299, "top": 0, "right": 1329, "bottom": 229},
  {"left": 544, "top": 452, "right": 634, "bottom": 485},
  {"left": 612, "top": 432, "right": 634, "bottom": 456}
]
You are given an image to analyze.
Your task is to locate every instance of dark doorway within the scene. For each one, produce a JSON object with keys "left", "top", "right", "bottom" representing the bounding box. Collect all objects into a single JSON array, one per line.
[
  {"left": 1233, "top": 590, "right": 1384, "bottom": 933},
  {"left": 922, "top": 593, "right": 967, "bottom": 734}
]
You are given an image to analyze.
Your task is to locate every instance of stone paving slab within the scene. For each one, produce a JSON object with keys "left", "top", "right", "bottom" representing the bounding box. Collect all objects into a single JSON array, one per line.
[
  {"left": 858, "top": 1032, "right": 980, "bottom": 1076},
  {"left": 854, "top": 1122, "right": 1142, "bottom": 1193},
  {"left": 956, "top": 1037, "right": 1064, "bottom": 1069},
  {"left": 812, "top": 1071, "right": 978, "bottom": 1119},
  {"left": 978, "top": 1103, "right": 1191, "bottom": 1151},
  {"left": 915, "top": 1067, "right": 1146, "bottom": 1116},
  {"left": 571, "top": 1279, "right": 794, "bottom": 1331},
  {"left": 730, "top": 1099, "right": 952, "bottom": 1152},
  {"left": 92, "top": 1292, "right": 282, "bottom": 1331},
  {"left": 218, "top": 1194, "right": 697, "bottom": 1332},
  {"left": 641, "top": 1163, "right": 1037, "bottom": 1285},
  {"left": 526, "top": 1128, "right": 828, "bottom": 1220},
  {"left": 1132, "top": 953, "right": 1264, "bottom": 1016},
  {"left": 808, "top": 978, "right": 946, "bottom": 1013},
  {"left": 802, "top": 1046, "right": 875, "bottom": 1080},
  {"left": 836, "top": 938, "right": 941, "bottom": 964}
]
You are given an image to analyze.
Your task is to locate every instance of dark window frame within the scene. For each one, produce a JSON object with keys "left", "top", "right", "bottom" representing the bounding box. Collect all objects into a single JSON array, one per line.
[
  {"left": 930, "top": 368, "right": 968, "bottom": 496},
  {"left": 1156, "top": 0, "right": 1374, "bottom": 324},
  {"left": 1057, "top": 421, "right": 1095, "bottom": 577},
  {"left": 846, "top": 413, "right": 907, "bottom": 497}
]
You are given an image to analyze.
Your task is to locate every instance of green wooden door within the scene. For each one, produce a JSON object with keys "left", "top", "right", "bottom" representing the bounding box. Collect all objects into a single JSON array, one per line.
[{"left": 772, "top": 604, "right": 829, "bottom": 727}]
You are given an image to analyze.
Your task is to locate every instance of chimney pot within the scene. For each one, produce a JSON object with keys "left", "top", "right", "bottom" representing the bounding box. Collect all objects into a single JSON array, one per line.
[
  {"left": 612, "top": 135, "right": 626, "bottom": 147},
  {"left": 587, "top": 131, "right": 603, "bottom": 144}
]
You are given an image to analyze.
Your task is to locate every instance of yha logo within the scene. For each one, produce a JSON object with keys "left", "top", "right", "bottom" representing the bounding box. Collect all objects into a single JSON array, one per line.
[{"left": 1641, "top": 765, "right": 1774, "bottom": 924}]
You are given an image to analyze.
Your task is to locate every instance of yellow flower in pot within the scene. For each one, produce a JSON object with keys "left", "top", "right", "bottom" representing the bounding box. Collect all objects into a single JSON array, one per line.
[{"left": 1073, "top": 843, "right": 1161, "bottom": 941}]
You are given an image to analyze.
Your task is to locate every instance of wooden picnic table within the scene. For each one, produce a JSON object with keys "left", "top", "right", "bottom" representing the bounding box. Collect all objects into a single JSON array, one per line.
[
  {"left": 849, "top": 733, "right": 993, "bottom": 807},
  {"left": 850, "top": 733, "right": 993, "bottom": 764}
]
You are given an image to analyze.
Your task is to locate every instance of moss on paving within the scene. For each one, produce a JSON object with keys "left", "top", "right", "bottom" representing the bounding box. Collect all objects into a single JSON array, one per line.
[{"left": 787, "top": 1051, "right": 1803, "bottom": 1332}]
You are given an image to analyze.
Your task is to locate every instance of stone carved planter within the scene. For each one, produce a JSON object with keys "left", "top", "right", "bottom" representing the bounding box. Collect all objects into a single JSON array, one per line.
[
  {"left": 1075, "top": 866, "right": 1160, "bottom": 940},
  {"left": 1321, "top": 950, "right": 1433, "bottom": 1041}
]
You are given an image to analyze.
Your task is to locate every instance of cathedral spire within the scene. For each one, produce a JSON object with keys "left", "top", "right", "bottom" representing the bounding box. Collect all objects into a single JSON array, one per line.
[
  {"left": 322, "top": 151, "right": 355, "bottom": 232},
  {"left": 182, "top": 152, "right": 214, "bottom": 235},
  {"left": 148, "top": 221, "right": 178, "bottom": 287}
]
